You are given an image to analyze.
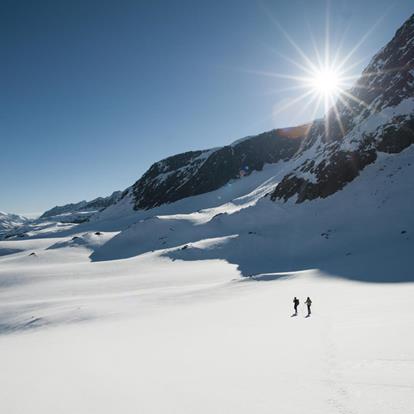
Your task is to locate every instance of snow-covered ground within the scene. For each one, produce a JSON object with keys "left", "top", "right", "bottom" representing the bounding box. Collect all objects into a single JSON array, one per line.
[
  {"left": 0, "top": 250, "right": 413, "bottom": 414},
  {"left": 0, "top": 145, "right": 413, "bottom": 413}
]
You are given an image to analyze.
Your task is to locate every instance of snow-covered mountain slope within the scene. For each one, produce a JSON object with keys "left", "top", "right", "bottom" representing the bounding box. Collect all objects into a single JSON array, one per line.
[
  {"left": 90, "top": 125, "right": 307, "bottom": 220},
  {"left": 90, "top": 143, "right": 414, "bottom": 281},
  {"left": 272, "top": 13, "right": 414, "bottom": 202},
  {"left": 89, "top": 159, "right": 294, "bottom": 231},
  {"left": 131, "top": 126, "right": 308, "bottom": 210},
  {"left": 0, "top": 212, "right": 28, "bottom": 238}
]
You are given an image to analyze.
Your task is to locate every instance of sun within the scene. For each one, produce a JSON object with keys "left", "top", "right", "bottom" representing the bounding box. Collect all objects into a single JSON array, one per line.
[
  {"left": 310, "top": 68, "right": 341, "bottom": 97},
  {"left": 239, "top": 7, "right": 384, "bottom": 132}
]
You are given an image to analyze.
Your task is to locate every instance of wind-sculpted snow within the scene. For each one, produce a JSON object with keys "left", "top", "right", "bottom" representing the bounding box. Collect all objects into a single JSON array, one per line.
[{"left": 47, "top": 231, "right": 112, "bottom": 251}]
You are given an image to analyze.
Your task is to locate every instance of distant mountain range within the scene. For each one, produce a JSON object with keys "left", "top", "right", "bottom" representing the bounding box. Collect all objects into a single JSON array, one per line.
[
  {"left": 39, "top": 191, "right": 124, "bottom": 222},
  {"left": 0, "top": 212, "right": 28, "bottom": 238}
]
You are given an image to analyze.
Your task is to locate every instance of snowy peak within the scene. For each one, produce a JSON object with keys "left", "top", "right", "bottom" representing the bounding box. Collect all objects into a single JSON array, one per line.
[
  {"left": 132, "top": 127, "right": 308, "bottom": 210},
  {"left": 323, "top": 13, "right": 414, "bottom": 145},
  {"left": 271, "top": 14, "right": 414, "bottom": 203},
  {"left": 355, "top": 13, "right": 414, "bottom": 113}
]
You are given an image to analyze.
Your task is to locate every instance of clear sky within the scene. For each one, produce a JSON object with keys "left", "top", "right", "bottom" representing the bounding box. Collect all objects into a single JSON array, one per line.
[{"left": 1, "top": 0, "right": 413, "bottom": 216}]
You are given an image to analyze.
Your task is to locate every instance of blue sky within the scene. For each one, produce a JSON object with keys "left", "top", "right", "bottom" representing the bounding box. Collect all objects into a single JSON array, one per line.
[{"left": 1, "top": 0, "right": 413, "bottom": 215}]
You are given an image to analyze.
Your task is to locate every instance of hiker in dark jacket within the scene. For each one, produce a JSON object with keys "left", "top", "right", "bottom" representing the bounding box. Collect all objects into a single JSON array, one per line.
[
  {"left": 293, "top": 297, "right": 299, "bottom": 315},
  {"left": 305, "top": 297, "right": 312, "bottom": 316}
]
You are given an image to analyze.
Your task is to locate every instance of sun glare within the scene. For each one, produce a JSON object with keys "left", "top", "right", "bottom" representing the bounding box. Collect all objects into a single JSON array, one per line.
[
  {"left": 240, "top": 6, "right": 388, "bottom": 135},
  {"left": 310, "top": 69, "right": 340, "bottom": 96}
]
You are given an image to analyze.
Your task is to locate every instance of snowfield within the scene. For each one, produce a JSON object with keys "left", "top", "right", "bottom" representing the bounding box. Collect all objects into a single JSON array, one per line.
[
  {"left": 0, "top": 256, "right": 413, "bottom": 414},
  {"left": 0, "top": 142, "right": 413, "bottom": 413}
]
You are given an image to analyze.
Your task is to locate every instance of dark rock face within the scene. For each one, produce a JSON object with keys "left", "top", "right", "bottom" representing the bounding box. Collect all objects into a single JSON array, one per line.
[
  {"left": 272, "top": 149, "right": 377, "bottom": 202},
  {"left": 132, "top": 128, "right": 307, "bottom": 210},
  {"left": 376, "top": 118, "right": 414, "bottom": 153},
  {"left": 353, "top": 14, "right": 414, "bottom": 112},
  {"left": 271, "top": 14, "right": 414, "bottom": 204}
]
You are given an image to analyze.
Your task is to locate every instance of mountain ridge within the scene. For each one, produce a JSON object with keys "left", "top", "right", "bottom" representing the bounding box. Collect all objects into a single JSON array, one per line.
[
  {"left": 131, "top": 125, "right": 309, "bottom": 210},
  {"left": 3, "top": 14, "right": 414, "bottom": 236},
  {"left": 38, "top": 190, "right": 125, "bottom": 223}
]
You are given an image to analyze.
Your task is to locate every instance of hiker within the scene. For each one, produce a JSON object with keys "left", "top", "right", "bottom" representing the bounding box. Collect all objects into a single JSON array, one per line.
[
  {"left": 305, "top": 297, "right": 312, "bottom": 316},
  {"left": 293, "top": 297, "right": 299, "bottom": 315}
]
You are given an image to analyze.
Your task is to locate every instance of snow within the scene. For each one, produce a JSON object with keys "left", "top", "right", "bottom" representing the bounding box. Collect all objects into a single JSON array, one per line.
[
  {"left": 0, "top": 259, "right": 413, "bottom": 413},
  {"left": 0, "top": 139, "right": 413, "bottom": 413}
]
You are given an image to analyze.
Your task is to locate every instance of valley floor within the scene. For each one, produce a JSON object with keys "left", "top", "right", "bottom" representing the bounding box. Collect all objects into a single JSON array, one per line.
[{"left": 0, "top": 239, "right": 413, "bottom": 414}]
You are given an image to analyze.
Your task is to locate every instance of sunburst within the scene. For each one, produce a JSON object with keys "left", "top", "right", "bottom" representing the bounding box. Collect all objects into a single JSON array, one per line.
[{"left": 239, "top": 5, "right": 391, "bottom": 139}]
